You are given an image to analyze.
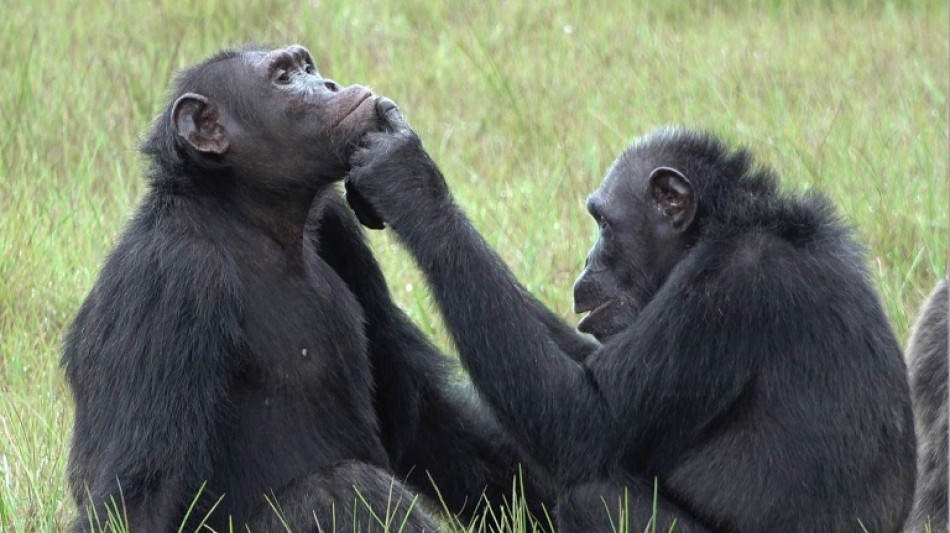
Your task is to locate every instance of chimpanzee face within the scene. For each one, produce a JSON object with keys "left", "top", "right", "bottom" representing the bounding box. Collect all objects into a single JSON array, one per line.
[
  {"left": 573, "top": 147, "right": 697, "bottom": 342},
  {"left": 170, "top": 45, "right": 380, "bottom": 187}
]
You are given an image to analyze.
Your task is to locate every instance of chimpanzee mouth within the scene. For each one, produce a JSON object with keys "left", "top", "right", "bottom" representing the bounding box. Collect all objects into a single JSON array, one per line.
[
  {"left": 327, "top": 89, "right": 374, "bottom": 133},
  {"left": 576, "top": 299, "right": 613, "bottom": 316},
  {"left": 576, "top": 299, "right": 613, "bottom": 332}
]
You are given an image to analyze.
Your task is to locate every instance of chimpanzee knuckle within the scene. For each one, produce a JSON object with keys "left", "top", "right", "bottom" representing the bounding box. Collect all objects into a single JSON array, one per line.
[
  {"left": 396, "top": 132, "right": 416, "bottom": 149},
  {"left": 385, "top": 132, "right": 420, "bottom": 160},
  {"left": 358, "top": 132, "right": 386, "bottom": 151},
  {"left": 368, "top": 135, "right": 392, "bottom": 153},
  {"left": 399, "top": 129, "right": 420, "bottom": 145},
  {"left": 384, "top": 110, "right": 409, "bottom": 133}
]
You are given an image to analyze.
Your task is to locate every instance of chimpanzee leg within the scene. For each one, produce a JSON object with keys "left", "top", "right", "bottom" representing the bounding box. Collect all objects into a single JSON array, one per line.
[
  {"left": 557, "top": 478, "right": 712, "bottom": 533},
  {"left": 248, "top": 462, "right": 443, "bottom": 533}
]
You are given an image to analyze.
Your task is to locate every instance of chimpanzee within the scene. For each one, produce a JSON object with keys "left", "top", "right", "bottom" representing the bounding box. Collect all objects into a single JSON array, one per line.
[
  {"left": 62, "top": 45, "right": 553, "bottom": 533},
  {"left": 345, "top": 104, "right": 918, "bottom": 533},
  {"left": 903, "top": 277, "right": 948, "bottom": 533}
]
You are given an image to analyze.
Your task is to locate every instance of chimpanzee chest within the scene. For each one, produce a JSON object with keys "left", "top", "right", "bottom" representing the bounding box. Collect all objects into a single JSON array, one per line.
[
  {"left": 218, "top": 251, "right": 386, "bottom": 479},
  {"left": 240, "top": 260, "right": 369, "bottom": 393}
]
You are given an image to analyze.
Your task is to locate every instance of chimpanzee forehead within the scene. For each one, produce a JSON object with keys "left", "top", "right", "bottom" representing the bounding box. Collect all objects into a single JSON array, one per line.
[
  {"left": 592, "top": 155, "right": 648, "bottom": 211},
  {"left": 242, "top": 50, "right": 270, "bottom": 64},
  {"left": 604, "top": 148, "right": 655, "bottom": 190},
  {"left": 227, "top": 50, "right": 274, "bottom": 80},
  {"left": 244, "top": 48, "right": 288, "bottom": 69},
  {"left": 239, "top": 46, "right": 312, "bottom": 70},
  {"left": 192, "top": 45, "right": 281, "bottom": 81}
]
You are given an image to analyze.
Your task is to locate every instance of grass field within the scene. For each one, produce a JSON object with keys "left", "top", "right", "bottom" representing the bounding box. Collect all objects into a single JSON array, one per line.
[{"left": 0, "top": 0, "right": 947, "bottom": 531}]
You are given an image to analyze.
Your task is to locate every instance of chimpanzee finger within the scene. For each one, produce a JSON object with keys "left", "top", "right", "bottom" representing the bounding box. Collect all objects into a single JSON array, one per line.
[
  {"left": 344, "top": 179, "right": 386, "bottom": 230},
  {"left": 375, "top": 97, "right": 409, "bottom": 133}
]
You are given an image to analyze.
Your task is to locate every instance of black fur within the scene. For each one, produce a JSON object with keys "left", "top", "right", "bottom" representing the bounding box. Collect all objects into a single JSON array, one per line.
[
  {"left": 63, "top": 46, "right": 546, "bottom": 533},
  {"left": 904, "top": 278, "right": 949, "bottom": 533},
  {"left": 346, "top": 115, "right": 917, "bottom": 533}
]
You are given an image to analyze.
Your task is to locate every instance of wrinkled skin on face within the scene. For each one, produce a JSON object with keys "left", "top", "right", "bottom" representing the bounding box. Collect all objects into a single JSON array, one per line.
[
  {"left": 572, "top": 152, "right": 696, "bottom": 342},
  {"left": 169, "top": 44, "right": 380, "bottom": 187}
]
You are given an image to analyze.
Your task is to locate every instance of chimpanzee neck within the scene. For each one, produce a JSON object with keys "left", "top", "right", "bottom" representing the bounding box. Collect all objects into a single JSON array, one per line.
[{"left": 225, "top": 181, "right": 323, "bottom": 254}]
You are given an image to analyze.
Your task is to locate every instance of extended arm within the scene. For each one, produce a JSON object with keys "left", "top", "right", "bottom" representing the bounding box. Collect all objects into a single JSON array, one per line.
[
  {"left": 63, "top": 220, "right": 241, "bottom": 533},
  {"left": 345, "top": 110, "right": 615, "bottom": 481},
  {"left": 309, "top": 190, "right": 554, "bottom": 516}
]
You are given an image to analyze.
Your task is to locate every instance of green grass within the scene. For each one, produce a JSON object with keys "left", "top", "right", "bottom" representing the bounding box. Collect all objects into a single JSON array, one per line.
[{"left": 0, "top": 0, "right": 946, "bottom": 531}]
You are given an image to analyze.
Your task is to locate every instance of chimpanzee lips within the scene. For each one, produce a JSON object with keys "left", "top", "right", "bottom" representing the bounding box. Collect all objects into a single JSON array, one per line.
[
  {"left": 327, "top": 87, "right": 374, "bottom": 133},
  {"left": 576, "top": 299, "right": 613, "bottom": 333},
  {"left": 575, "top": 298, "right": 612, "bottom": 316}
]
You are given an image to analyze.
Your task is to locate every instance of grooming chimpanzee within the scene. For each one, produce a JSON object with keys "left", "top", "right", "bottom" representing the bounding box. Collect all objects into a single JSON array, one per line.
[
  {"left": 345, "top": 104, "right": 918, "bottom": 533},
  {"left": 62, "top": 45, "right": 550, "bottom": 533},
  {"left": 903, "top": 277, "right": 948, "bottom": 533}
]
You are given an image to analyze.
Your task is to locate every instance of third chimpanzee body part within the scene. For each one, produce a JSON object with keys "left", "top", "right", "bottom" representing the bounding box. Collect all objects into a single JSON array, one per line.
[{"left": 903, "top": 277, "right": 948, "bottom": 533}]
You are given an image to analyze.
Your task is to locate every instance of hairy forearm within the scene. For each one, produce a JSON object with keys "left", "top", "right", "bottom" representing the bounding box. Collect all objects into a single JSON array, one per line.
[
  {"left": 388, "top": 200, "right": 612, "bottom": 475},
  {"left": 346, "top": 104, "right": 614, "bottom": 478}
]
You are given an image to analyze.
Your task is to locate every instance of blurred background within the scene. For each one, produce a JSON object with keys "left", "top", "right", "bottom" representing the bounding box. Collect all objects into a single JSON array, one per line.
[{"left": 0, "top": 0, "right": 946, "bottom": 529}]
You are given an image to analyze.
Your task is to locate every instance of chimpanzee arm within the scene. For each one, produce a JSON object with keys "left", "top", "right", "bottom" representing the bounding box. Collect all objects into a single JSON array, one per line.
[
  {"left": 345, "top": 133, "right": 614, "bottom": 481},
  {"left": 592, "top": 243, "right": 760, "bottom": 467},
  {"left": 331, "top": 184, "right": 596, "bottom": 362},
  {"left": 62, "top": 215, "right": 242, "bottom": 532},
  {"left": 309, "top": 190, "right": 554, "bottom": 517},
  {"left": 529, "top": 297, "right": 599, "bottom": 361}
]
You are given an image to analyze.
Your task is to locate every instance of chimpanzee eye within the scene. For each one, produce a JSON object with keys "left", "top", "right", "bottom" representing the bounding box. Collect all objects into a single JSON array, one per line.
[
  {"left": 275, "top": 69, "right": 291, "bottom": 84},
  {"left": 305, "top": 64, "right": 317, "bottom": 75}
]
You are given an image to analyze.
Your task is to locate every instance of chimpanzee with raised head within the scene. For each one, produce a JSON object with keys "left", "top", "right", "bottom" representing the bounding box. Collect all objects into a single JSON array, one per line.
[
  {"left": 62, "top": 45, "right": 555, "bottom": 533},
  {"left": 345, "top": 104, "right": 918, "bottom": 533},
  {"left": 903, "top": 277, "right": 948, "bottom": 533}
]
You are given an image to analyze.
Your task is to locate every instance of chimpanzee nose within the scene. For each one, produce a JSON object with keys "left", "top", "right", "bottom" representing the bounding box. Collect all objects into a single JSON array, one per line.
[{"left": 323, "top": 80, "right": 341, "bottom": 92}]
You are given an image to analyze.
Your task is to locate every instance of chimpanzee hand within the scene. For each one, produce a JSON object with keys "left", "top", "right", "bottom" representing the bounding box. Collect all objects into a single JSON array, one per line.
[
  {"left": 344, "top": 98, "right": 451, "bottom": 231},
  {"left": 343, "top": 180, "right": 385, "bottom": 229}
]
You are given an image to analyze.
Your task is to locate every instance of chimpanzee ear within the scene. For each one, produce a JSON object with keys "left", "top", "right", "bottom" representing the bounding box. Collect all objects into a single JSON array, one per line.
[
  {"left": 648, "top": 166, "right": 696, "bottom": 231},
  {"left": 171, "top": 93, "right": 229, "bottom": 155}
]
